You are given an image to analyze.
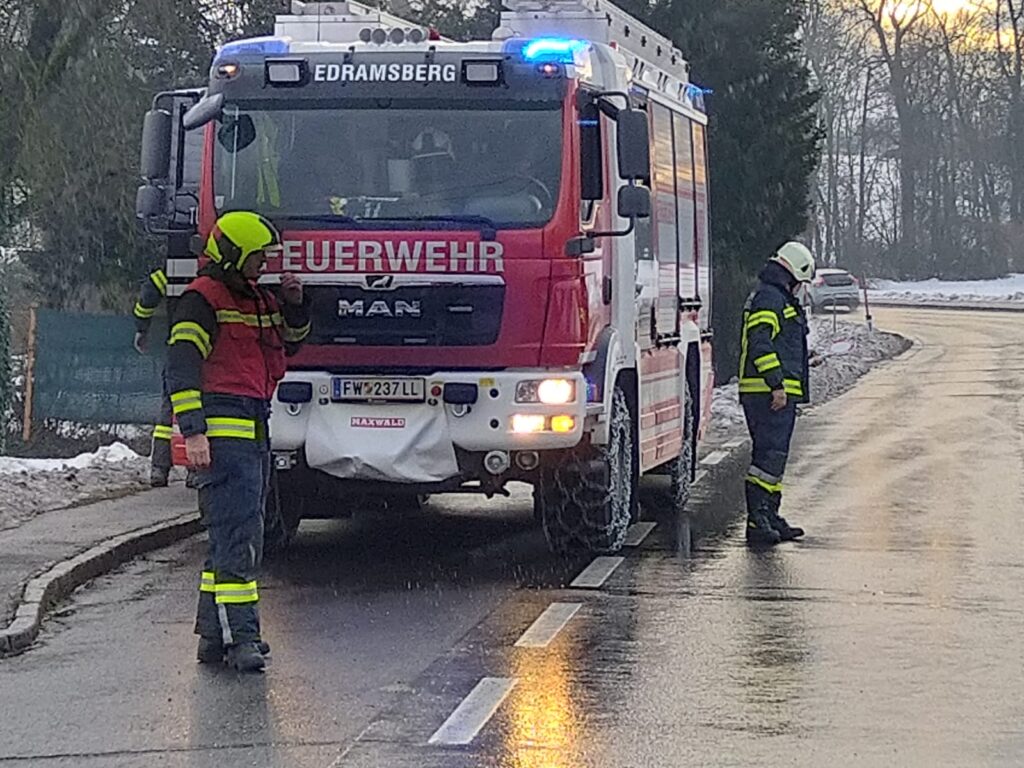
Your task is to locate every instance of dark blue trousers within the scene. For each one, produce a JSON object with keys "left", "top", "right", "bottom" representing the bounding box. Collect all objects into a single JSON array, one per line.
[
  {"left": 741, "top": 396, "right": 797, "bottom": 518},
  {"left": 193, "top": 436, "right": 271, "bottom": 646}
]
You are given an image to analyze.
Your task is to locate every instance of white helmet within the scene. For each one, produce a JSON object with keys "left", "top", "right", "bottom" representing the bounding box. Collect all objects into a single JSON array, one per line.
[
  {"left": 772, "top": 241, "right": 816, "bottom": 283},
  {"left": 411, "top": 128, "right": 453, "bottom": 160}
]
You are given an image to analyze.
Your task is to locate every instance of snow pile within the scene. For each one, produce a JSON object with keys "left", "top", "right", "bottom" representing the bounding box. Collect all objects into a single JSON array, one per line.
[
  {"left": 0, "top": 445, "right": 156, "bottom": 532},
  {"left": 0, "top": 442, "right": 140, "bottom": 475},
  {"left": 870, "top": 274, "right": 1024, "bottom": 304},
  {"left": 706, "top": 317, "right": 909, "bottom": 444}
]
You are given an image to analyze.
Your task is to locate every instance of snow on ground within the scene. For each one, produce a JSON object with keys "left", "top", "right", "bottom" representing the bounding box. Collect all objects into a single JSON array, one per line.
[
  {"left": 706, "top": 316, "right": 910, "bottom": 445},
  {"left": 0, "top": 444, "right": 185, "bottom": 533},
  {"left": 870, "top": 274, "right": 1024, "bottom": 304},
  {"left": 0, "top": 442, "right": 140, "bottom": 475}
]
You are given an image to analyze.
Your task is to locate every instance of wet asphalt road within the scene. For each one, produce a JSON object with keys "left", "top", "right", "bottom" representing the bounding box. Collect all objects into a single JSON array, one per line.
[{"left": 3, "top": 307, "right": 1024, "bottom": 767}]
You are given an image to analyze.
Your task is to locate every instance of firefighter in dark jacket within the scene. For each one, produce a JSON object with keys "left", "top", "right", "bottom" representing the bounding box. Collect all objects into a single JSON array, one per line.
[
  {"left": 132, "top": 268, "right": 175, "bottom": 487},
  {"left": 739, "top": 241, "right": 816, "bottom": 546},
  {"left": 166, "top": 211, "right": 310, "bottom": 672}
]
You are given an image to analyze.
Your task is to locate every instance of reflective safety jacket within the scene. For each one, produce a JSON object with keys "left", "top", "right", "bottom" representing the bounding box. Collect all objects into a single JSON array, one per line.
[
  {"left": 738, "top": 263, "right": 809, "bottom": 403},
  {"left": 133, "top": 269, "right": 168, "bottom": 333},
  {"left": 165, "top": 271, "right": 311, "bottom": 439}
]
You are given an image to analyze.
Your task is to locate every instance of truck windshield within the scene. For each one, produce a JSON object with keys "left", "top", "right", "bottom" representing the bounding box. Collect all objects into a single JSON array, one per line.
[{"left": 214, "top": 103, "right": 563, "bottom": 228}]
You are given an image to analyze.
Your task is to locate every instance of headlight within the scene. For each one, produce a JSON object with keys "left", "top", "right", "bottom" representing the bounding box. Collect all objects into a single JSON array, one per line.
[
  {"left": 511, "top": 414, "right": 547, "bottom": 433},
  {"left": 516, "top": 378, "right": 576, "bottom": 405}
]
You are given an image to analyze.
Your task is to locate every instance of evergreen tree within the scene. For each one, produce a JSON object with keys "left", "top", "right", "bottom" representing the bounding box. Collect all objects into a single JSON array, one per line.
[{"left": 622, "top": 0, "right": 822, "bottom": 378}]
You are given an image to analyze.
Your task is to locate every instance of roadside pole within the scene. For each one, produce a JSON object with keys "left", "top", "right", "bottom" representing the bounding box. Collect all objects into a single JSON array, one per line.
[
  {"left": 22, "top": 304, "right": 37, "bottom": 443},
  {"left": 863, "top": 279, "right": 874, "bottom": 331}
]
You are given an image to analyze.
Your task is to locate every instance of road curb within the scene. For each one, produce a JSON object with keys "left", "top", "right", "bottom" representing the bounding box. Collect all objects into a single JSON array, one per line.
[{"left": 0, "top": 512, "right": 201, "bottom": 656}]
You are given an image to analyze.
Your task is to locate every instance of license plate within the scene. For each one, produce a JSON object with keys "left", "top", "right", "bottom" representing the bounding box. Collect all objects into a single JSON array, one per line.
[{"left": 332, "top": 377, "right": 425, "bottom": 403}]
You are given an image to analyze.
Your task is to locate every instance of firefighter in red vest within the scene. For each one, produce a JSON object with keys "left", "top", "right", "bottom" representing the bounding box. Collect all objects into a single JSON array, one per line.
[{"left": 166, "top": 211, "right": 309, "bottom": 672}]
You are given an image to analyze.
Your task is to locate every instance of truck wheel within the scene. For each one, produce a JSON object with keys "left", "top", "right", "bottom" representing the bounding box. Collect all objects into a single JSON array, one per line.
[
  {"left": 539, "top": 385, "right": 634, "bottom": 555},
  {"left": 263, "top": 469, "right": 303, "bottom": 558},
  {"left": 669, "top": 379, "right": 696, "bottom": 511}
]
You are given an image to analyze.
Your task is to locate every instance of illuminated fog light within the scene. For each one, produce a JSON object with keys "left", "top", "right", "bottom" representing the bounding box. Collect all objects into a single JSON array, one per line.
[
  {"left": 551, "top": 415, "right": 575, "bottom": 433},
  {"left": 512, "top": 414, "right": 546, "bottom": 434}
]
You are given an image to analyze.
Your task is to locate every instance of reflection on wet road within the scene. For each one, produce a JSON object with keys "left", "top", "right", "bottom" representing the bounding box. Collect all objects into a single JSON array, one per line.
[{"left": 3, "top": 308, "right": 1024, "bottom": 767}]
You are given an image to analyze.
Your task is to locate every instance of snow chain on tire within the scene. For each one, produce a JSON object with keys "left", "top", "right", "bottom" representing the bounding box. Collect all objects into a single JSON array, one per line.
[
  {"left": 670, "top": 377, "right": 696, "bottom": 511},
  {"left": 540, "top": 386, "right": 634, "bottom": 554}
]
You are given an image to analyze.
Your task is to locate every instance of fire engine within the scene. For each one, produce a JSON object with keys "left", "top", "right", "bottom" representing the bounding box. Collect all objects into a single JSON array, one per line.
[{"left": 136, "top": 0, "right": 714, "bottom": 555}]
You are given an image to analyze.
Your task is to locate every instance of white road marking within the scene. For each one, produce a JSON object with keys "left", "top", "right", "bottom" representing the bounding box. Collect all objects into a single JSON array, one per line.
[
  {"left": 693, "top": 469, "right": 707, "bottom": 485},
  {"left": 623, "top": 521, "right": 657, "bottom": 547},
  {"left": 570, "top": 556, "right": 625, "bottom": 589},
  {"left": 723, "top": 438, "right": 747, "bottom": 449},
  {"left": 514, "top": 603, "right": 582, "bottom": 649},
  {"left": 701, "top": 450, "right": 729, "bottom": 466},
  {"left": 428, "top": 677, "right": 518, "bottom": 745}
]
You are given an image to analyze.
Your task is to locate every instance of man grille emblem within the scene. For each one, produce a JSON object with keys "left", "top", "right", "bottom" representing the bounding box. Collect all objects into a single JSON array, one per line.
[{"left": 365, "top": 275, "right": 395, "bottom": 290}]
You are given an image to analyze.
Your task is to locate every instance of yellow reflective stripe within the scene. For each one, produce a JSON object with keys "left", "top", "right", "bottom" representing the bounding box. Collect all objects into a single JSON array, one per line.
[
  {"left": 739, "top": 377, "right": 804, "bottom": 396},
  {"left": 134, "top": 302, "right": 155, "bottom": 319},
  {"left": 170, "top": 389, "right": 202, "bottom": 404},
  {"left": 783, "top": 306, "right": 799, "bottom": 319},
  {"left": 746, "top": 474, "right": 783, "bottom": 494},
  {"left": 169, "top": 322, "right": 212, "bottom": 358},
  {"left": 152, "top": 425, "right": 173, "bottom": 440},
  {"left": 199, "top": 571, "right": 216, "bottom": 593},
  {"left": 214, "top": 581, "right": 259, "bottom": 604},
  {"left": 754, "top": 353, "right": 781, "bottom": 373},
  {"left": 215, "top": 310, "right": 278, "bottom": 328},
  {"left": 739, "top": 378, "right": 772, "bottom": 394},
  {"left": 282, "top": 322, "right": 311, "bottom": 343},
  {"left": 206, "top": 417, "right": 256, "bottom": 440},
  {"left": 150, "top": 270, "right": 168, "bottom": 296},
  {"left": 783, "top": 380, "right": 804, "bottom": 397},
  {"left": 745, "top": 310, "right": 781, "bottom": 338},
  {"left": 171, "top": 389, "right": 203, "bottom": 415}
]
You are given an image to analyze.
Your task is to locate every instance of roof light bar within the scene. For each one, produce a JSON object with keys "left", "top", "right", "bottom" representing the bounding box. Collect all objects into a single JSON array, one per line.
[
  {"left": 215, "top": 36, "right": 290, "bottom": 61},
  {"left": 520, "top": 38, "right": 587, "bottom": 63}
]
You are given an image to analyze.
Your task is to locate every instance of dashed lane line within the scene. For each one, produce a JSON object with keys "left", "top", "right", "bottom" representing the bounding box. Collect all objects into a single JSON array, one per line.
[
  {"left": 623, "top": 521, "right": 657, "bottom": 547},
  {"left": 428, "top": 677, "right": 518, "bottom": 746},
  {"left": 514, "top": 603, "right": 582, "bottom": 649},
  {"left": 570, "top": 556, "right": 625, "bottom": 589}
]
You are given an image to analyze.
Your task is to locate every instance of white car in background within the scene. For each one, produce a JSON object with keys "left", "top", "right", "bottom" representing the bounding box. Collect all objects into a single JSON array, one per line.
[{"left": 807, "top": 268, "right": 861, "bottom": 313}]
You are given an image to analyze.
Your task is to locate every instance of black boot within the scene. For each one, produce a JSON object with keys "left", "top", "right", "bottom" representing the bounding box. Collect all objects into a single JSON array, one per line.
[
  {"left": 746, "top": 513, "right": 781, "bottom": 546},
  {"left": 768, "top": 511, "right": 805, "bottom": 541},
  {"left": 150, "top": 464, "right": 170, "bottom": 488},
  {"left": 226, "top": 642, "right": 266, "bottom": 673},
  {"left": 197, "top": 637, "right": 270, "bottom": 664}
]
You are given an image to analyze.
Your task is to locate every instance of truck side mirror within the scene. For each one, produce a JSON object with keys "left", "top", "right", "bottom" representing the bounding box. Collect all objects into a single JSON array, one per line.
[
  {"left": 183, "top": 92, "right": 225, "bottom": 131},
  {"left": 616, "top": 109, "right": 651, "bottom": 181},
  {"left": 140, "top": 109, "right": 172, "bottom": 180},
  {"left": 618, "top": 185, "right": 651, "bottom": 220},
  {"left": 136, "top": 184, "right": 166, "bottom": 224}
]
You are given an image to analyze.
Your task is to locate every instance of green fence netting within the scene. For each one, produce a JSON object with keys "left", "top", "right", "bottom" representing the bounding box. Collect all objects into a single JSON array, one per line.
[{"left": 32, "top": 309, "right": 168, "bottom": 425}]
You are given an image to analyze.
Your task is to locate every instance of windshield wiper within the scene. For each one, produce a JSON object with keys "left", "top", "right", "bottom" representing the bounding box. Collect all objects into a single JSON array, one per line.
[
  {"left": 372, "top": 215, "right": 499, "bottom": 241},
  {"left": 274, "top": 214, "right": 363, "bottom": 227}
]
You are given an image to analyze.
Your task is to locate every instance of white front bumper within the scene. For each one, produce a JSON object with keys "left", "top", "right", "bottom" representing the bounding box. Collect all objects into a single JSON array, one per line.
[{"left": 270, "top": 371, "right": 586, "bottom": 483}]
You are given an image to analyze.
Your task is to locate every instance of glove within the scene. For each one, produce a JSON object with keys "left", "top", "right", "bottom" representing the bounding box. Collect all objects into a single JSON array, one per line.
[{"left": 133, "top": 331, "right": 148, "bottom": 355}]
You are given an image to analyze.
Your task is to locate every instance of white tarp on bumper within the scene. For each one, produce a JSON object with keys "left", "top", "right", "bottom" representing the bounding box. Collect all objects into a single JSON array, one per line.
[{"left": 304, "top": 403, "right": 460, "bottom": 483}]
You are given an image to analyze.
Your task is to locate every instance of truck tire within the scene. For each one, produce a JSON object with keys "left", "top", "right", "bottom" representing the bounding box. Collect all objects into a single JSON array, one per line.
[
  {"left": 539, "top": 385, "right": 634, "bottom": 555},
  {"left": 669, "top": 378, "right": 696, "bottom": 511},
  {"left": 263, "top": 469, "right": 303, "bottom": 558}
]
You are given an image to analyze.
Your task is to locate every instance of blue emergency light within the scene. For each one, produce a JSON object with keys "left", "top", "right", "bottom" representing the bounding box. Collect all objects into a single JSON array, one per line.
[
  {"left": 215, "top": 36, "right": 290, "bottom": 62},
  {"left": 519, "top": 38, "right": 588, "bottom": 63}
]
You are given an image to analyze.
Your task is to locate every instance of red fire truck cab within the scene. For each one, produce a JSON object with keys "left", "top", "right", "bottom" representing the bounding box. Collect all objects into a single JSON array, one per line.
[{"left": 137, "top": 0, "right": 714, "bottom": 555}]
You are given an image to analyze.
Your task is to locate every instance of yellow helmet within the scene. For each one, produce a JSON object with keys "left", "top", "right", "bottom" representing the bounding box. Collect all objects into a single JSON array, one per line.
[
  {"left": 205, "top": 211, "right": 281, "bottom": 271},
  {"left": 771, "top": 241, "right": 816, "bottom": 283}
]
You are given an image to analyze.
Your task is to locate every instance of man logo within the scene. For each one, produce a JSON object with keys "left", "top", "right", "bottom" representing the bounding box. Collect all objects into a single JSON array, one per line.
[
  {"left": 365, "top": 275, "right": 395, "bottom": 290},
  {"left": 338, "top": 299, "right": 422, "bottom": 318}
]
